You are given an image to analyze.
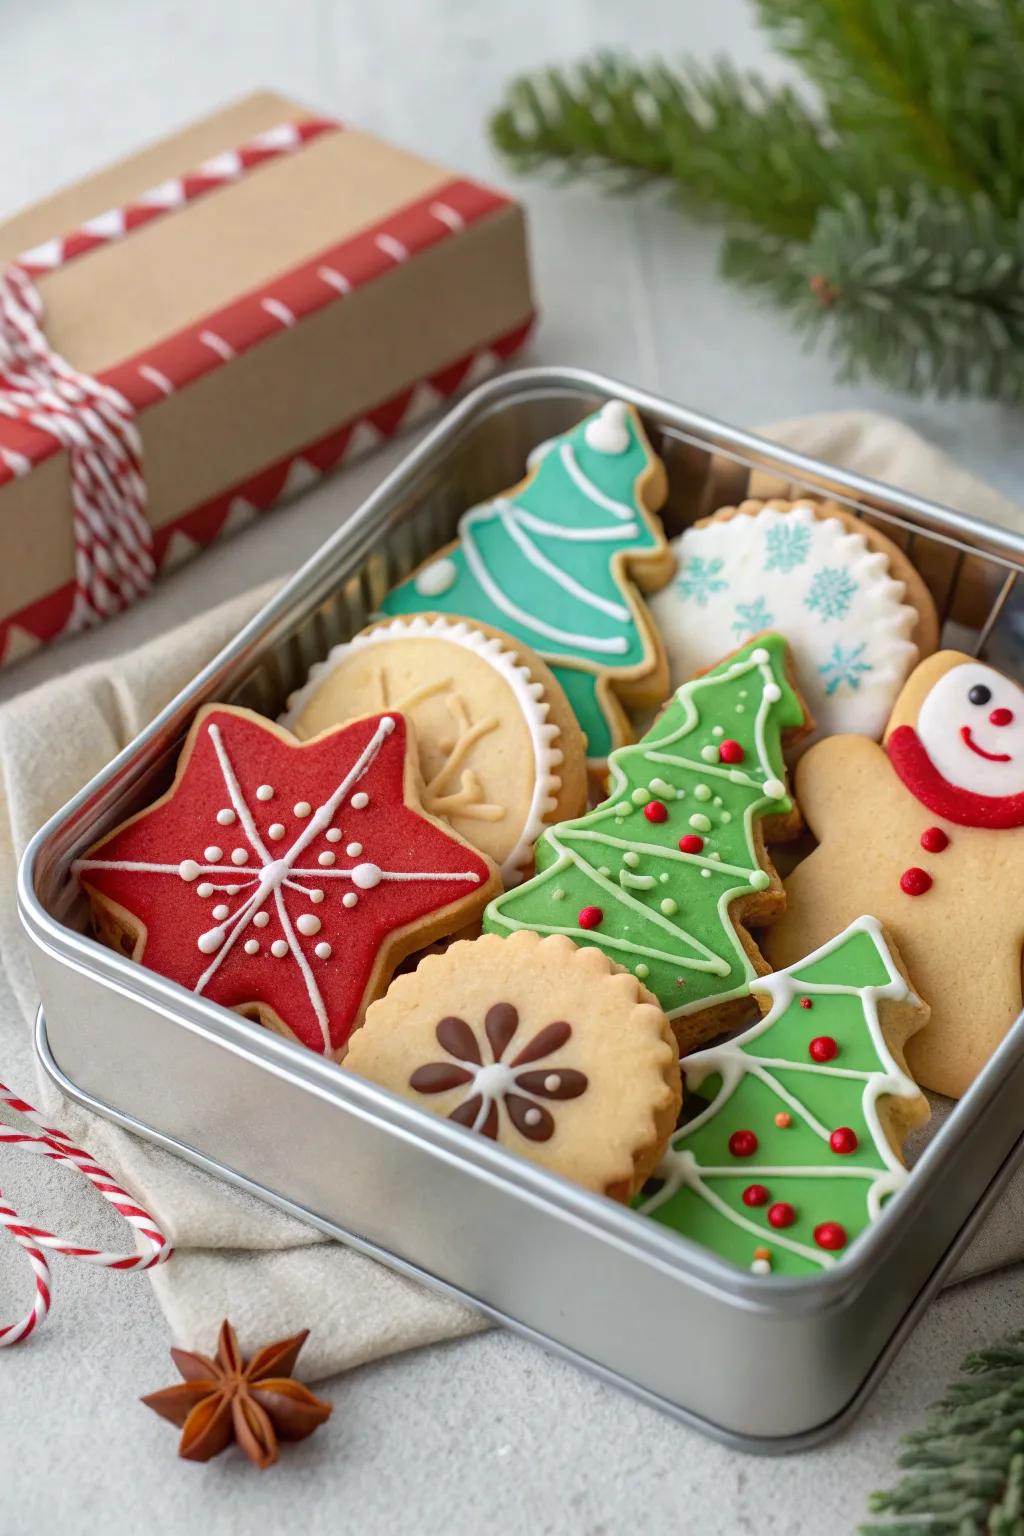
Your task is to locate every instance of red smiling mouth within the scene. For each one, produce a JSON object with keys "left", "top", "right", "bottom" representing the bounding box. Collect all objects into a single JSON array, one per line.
[{"left": 961, "top": 725, "right": 1012, "bottom": 763}]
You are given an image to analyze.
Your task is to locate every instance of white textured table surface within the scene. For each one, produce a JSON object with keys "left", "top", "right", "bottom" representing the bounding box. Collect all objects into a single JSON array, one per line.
[{"left": 2, "top": 3, "right": 1023, "bottom": 1532}]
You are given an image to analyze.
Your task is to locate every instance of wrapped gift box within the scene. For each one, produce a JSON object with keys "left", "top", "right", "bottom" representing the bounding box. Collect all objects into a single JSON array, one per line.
[{"left": 0, "top": 90, "right": 535, "bottom": 668}]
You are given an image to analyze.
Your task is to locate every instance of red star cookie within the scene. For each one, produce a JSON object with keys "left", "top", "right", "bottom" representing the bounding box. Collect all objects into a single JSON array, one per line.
[{"left": 76, "top": 706, "right": 500, "bottom": 1057}]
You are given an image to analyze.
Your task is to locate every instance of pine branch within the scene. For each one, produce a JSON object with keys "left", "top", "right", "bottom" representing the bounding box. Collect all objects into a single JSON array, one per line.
[{"left": 863, "top": 1330, "right": 1024, "bottom": 1533}]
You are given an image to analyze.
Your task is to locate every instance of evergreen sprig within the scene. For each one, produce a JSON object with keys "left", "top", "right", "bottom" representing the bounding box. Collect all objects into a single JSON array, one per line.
[
  {"left": 489, "top": 0, "right": 1024, "bottom": 402},
  {"left": 862, "top": 1330, "right": 1024, "bottom": 1534}
]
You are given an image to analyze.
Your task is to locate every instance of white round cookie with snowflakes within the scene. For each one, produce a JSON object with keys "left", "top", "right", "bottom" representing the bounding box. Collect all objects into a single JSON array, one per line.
[{"left": 650, "top": 502, "right": 921, "bottom": 742}]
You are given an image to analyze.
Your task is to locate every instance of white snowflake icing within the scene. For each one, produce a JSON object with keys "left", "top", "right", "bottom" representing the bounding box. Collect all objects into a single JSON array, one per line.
[{"left": 75, "top": 716, "right": 482, "bottom": 1053}]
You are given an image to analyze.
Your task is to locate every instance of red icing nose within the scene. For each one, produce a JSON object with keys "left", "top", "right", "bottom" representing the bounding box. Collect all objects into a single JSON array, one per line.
[{"left": 990, "top": 707, "right": 1015, "bottom": 726}]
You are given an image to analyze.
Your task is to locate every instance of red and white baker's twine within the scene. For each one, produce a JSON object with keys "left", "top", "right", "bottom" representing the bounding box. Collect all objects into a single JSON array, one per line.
[
  {"left": 0, "top": 1080, "right": 171, "bottom": 1346},
  {"left": 0, "top": 264, "right": 154, "bottom": 627}
]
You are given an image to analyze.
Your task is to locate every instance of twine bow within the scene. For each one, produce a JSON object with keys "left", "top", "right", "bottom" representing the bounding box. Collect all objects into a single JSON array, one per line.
[
  {"left": 0, "top": 264, "right": 154, "bottom": 628},
  {"left": 0, "top": 1080, "right": 172, "bottom": 1346}
]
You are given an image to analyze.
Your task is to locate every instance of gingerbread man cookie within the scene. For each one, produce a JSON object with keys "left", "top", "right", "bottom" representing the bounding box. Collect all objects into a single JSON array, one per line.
[
  {"left": 344, "top": 931, "right": 682, "bottom": 1202},
  {"left": 75, "top": 706, "right": 499, "bottom": 1058},
  {"left": 765, "top": 652, "right": 1024, "bottom": 1097}
]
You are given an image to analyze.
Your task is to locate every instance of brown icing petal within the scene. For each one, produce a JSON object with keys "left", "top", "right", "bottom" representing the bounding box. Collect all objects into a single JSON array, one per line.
[
  {"left": 436, "top": 1015, "right": 482, "bottom": 1064},
  {"left": 515, "top": 1067, "right": 588, "bottom": 1100},
  {"left": 511, "top": 1020, "right": 572, "bottom": 1066},
  {"left": 410, "top": 1062, "right": 474, "bottom": 1093},
  {"left": 505, "top": 1093, "right": 555, "bottom": 1142},
  {"left": 484, "top": 1002, "right": 518, "bottom": 1061},
  {"left": 449, "top": 1095, "right": 499, "bottom": 1139}
]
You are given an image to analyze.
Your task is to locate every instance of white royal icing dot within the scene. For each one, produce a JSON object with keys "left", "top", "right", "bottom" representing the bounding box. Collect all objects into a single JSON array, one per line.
[
  {"left": 523, "top": 1107, "right": 544, "bottom": 1127},
  {"left": 231, "top": 848, "right": 249, "bottom": 865},
  {"left": 268, "top": 823, "right": 286, "bottom": 841},
  {"left": 351, "top": 792, "right": 369, "bottom": 810},
  {"left": 314, "top": 942, "right": 332, "bottom": 960},
  {"left": 178, "top": 860, "right": 201, "bottom": 882},
  {"left": 253, "top": 911, "right": 271, "bottom": 929},
  {"left": 256, "top": 785, "right": 274, "bottom": 801},
  {"left": 414, "top": 556, "right": 457, "bottom": 597},
  {"left": 584, "top": 399, "right": 630, "bottom": 455},
  {"left": 196, "top": 882, "right": 214, "bottom": 898},
  {"left": 318, "top": 851, "right": 336, "bottom": 867},
  {"left": 751, "top": 1257, "right": 772, "bottom": 1276},
  {"left": 351, "top": 861, "right": 383, "bottom": 890},
  {"left": 309, "top": 889, "right": 325, "bottom": 904},
  {"left": 294, "top": 801, "right": 312, "bottom": 818},
  {"left": 544, "top": 1074, "right": 561, "bottom": 1092},
  {"left": 764, "top": 683, "right": 782, "bottom": 703},
  {"left": 750, "top": 870, "right": 770, "bottom": 890},
  {"left": 244, "top": 939, "right": 260, "bottom": 956},
  {"left": 326, "top": 828, "right": 342, "bottom": 843},
  {"left": 216, "top": 808, "right": 236, "bottom": 826},
  {"left": 346, "top": 842, "right": 363, "bottom": 857},
  {"left": 763, "top": 778, "right": 786, "bottom": 800},
  {"left": 203, "top": 846, "right": 223, "bottom": 863},
  {"left": 297, "top": 913, "right": 322, "bottom": 936},
  {"left": 212, "top": 904, "right": 230, "bottom": 921},
  {"left": 751, "top": 648, "right": 770, "bottom": 664},
  {"left": 226, "top": 885, "right": 241, "bottom": 895},
  {"left": 197, "top": 926, "right": 226, "bottom": 955},
  {"left": 271, "top": 939, "right": 289, "bottom": 958},
  {"left": 343, "top": 892, "right": 359, "bottom": 909}
]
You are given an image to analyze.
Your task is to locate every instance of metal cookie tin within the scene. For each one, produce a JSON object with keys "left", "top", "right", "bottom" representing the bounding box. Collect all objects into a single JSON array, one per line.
[{"left": 19, "top": 367, "right": 1024, "bottom": 1451}]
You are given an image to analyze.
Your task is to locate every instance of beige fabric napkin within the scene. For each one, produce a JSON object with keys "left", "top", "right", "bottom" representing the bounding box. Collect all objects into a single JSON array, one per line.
[{"left": 1, "top": 409, "right": 1022, "bottom": 1379}]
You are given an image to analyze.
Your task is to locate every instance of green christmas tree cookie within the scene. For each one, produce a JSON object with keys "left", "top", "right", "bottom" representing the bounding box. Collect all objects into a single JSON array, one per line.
[
  {"left": 485, "top": 633, "right": 808, "bottom": 1029},
  {"left": 380, "top": 399, "right": 673, "bottom": 763},
  {"left": 638, "top": 916, "right": 930, "bottom": 1277}
]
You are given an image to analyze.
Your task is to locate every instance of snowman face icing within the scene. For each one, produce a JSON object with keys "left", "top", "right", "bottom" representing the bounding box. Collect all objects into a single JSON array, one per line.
[{"left": 916, "top": 662, "right": 1024, "bottom": 797}]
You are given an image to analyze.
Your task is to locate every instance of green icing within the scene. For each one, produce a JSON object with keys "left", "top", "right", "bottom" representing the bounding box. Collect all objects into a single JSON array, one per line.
[
  {"left": 485, "top": 634, "right": 804, "bottom": 1018},
  {"left": 380, "top": 402, "right": 664, "bottom": 759},
  {"left": 637, "top": 917, "right": 924, "bottom": 1277}
]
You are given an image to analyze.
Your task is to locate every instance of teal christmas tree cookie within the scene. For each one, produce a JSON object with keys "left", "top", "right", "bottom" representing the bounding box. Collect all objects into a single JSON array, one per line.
[
  {"left": 485, "top": 634, "right": 809, "bottom": 1034},
  {"left": 638, "top": 916, "right": 930, "bottom": 1277},
  {"left": 380, "top": 399, "right": 673, "bottom": 763}
]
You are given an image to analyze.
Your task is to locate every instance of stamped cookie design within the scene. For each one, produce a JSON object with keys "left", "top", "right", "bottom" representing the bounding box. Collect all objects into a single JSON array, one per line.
[
  {"left": 281, "top": 615, "right": 587, "bottom": 884},
  {"left": 486, "top": 634, "right": 811, "bottom": 1045},
  {"left": 380, "top": 399, "right": 674, "bottom": 769},
  {"left": 75, "top": 706, "right": 499, "bottom": 1058},
  {"left": 651, "top": 500, "right": 936, "bottom": 742},
  {"left": 766, "top": 652, "right": 1024, "bottom": 1097},
  {"left": 638, "top": 917, "right": 928, "bottom": 1276},
  {"left": 344, "top": 931, "right": 681, "bottom": 1202}
]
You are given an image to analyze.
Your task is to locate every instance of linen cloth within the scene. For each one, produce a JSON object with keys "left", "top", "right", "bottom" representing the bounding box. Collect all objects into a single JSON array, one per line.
[{"left": 1, "top": 409, "right": 1022, "bottom": 1379}]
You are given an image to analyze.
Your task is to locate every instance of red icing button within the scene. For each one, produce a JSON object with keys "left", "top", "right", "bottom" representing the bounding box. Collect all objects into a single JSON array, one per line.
[
  {"left": 578, "top": 905, "right": 604, "bottom": 930},
  {"left": 774, "top": 1112, "right": 792, "bottom": 1129},
  {"left": 799, "top": 997, "right": 813, "bottom": 1010},
  {"left": 644, "top": 800, "right": 668, "bottom": 823},
  {"left": 920, "top": 826, "right": 949, "bottom": 853},
  {"left": 991, "top": 707, "right": 1014, "bottom": 727},
  {"left": 829, "top": 1127, "right": 859, "bottom": 1155},
  {"left": 742, "top": 1184, "right": 769, "bottom": 1207},
  {"left": 809, "top": 1036, "right": 838, "bottom": 1063},
  {"left": 719, "top": 739, "right": 745, "bottom": 765},
  {"left": 900, "top": 867, "right": 933, "bottom": 896},
  {"left": 767, "top": 1202, "right": 796, "bottom": 1229},
  {"left": 728, "top": 1129, "right": 758, "bottom": 1158},
  {"left": 814, "top": 1221, "right": 848, "bottom": 1251},
  {"left": 679, "top": 834, "right": 704, "bottom": 854}
]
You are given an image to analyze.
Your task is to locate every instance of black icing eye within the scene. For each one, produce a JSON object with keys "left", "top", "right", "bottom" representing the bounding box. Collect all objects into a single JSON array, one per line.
[{"left": 968, "top": 684, "right": 992, "bottom": 706}]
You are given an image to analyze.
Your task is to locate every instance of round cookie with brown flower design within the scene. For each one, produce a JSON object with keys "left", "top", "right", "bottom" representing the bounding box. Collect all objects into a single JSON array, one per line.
[{"left": 344, "top": 930, "right": 682, "bottom": 1201}]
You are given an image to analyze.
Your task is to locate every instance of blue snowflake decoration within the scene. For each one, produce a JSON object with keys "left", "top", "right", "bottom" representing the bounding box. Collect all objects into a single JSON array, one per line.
[
  {"left": 818, "top": 642, "right": 873, "bottom": 695},
  {"left": 764, "top": 520, "right": 812, "bottom": 573},
  {"left": 731, "top": 595, "right": 775, "bottom": 638},
  {"left": 676, "top": 556, "right": 728, "bottom": 606},
  {"left": 805, "top": 566, "right": 858, "bottom": 622}
]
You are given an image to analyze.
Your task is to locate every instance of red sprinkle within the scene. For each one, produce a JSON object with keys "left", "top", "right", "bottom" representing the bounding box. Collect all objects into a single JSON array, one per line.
[
  {"left": 742, "top": 1184, "right": 769, "bottom": 1207},
  {"left": 774, "top": 1112, "right": 792, "bottom": 1129},
  {"left": 768, "top": 1202, "right": 796, "bottom": 1229},
  {"left": 799, "top": 997, "right": 813, "bottom": 1010},
  {"left": 644, "top": 800, "right": 668, "bottom": 824},
  {"left": 920, "top": 826, "right": 949, "bottom": 854},
  {"left": 809, "top": 1036, "right": 839, "bottom": 1063},
  {"left": 900, "top": 866, "right": 933, "bottom": 896},
  {"left": 829, "top": 1127, "right": 859, "bottom": 1155},
  {"left": 678, "top": 834, "right": 704, "bottom": 854},
  {"left": 814, "top": 1221, "right": 848, "bottom": 1251},
  {"left": 719, "top": 739, "right": 745, "bottom": 765},
  {"left": 578, "top": 905, "right": 604, "bottom": 930},
  {"left": 728, "top": 1129, "right": 759, "bottom": 1158}
]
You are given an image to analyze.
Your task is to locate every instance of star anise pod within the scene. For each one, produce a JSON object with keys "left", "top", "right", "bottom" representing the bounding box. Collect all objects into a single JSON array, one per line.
[{"left": 141, "top": 1319, "right": 332, "bottom": 1469}]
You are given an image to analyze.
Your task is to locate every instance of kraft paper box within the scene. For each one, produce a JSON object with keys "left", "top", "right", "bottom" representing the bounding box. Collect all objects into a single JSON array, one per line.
[{"left": 0, "top": 90, "right": 535, "bottom": 668}]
